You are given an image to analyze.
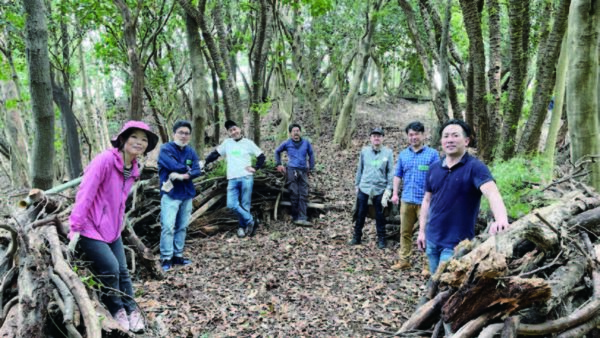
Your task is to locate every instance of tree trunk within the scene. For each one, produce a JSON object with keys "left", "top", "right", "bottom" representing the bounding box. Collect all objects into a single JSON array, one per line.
[
  {"left": 249, "top": 0, "right": 273, "bottom": 145},
  {"left": 334, "top": 1, "right": 383, "bottom": 148},
  {"left": 51, "top": 17, "right": 82, "bottom": 180},
  {"left": 566, "top": 0, "right": 600, "bottom": 190},
  {"left": 517, "top": 0, "right": 571, "bottom": 155},
  {"left": 113, "top": 0, "right": 144, "bottom": 121},
  {"left": 23, "top": 0, "right": 55, "bottom": 190},
  {"left": 185, "top": 13, "right": 207, "bottom": 156},
  {"left": 544, "top": 32, "right": 569, "bottom": 165},
  {"left": 1, "top": 45, "right": 30, "bottom": 187},
  {"left": 501, "top": 0, "right": 530, "bottom": 160},
  {"left": 486, "top": 0, "right": 502, "bottom": 149},
  {"left": 78, "top": 41, "right": 101, "bottom": 155},
  {"left": 459, "top": 0, "right": 492, "bottom": 162}
]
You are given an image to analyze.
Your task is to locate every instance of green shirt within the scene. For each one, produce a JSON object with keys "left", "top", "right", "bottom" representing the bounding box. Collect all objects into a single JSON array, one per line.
[{"left": 355, "top": 145, "right": 394, "bottom": 196}]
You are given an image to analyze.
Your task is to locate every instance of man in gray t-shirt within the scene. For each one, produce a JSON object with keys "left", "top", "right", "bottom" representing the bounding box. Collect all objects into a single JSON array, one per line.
[{"left": 205, "top": 120, "right": 266, "bottom": 238}]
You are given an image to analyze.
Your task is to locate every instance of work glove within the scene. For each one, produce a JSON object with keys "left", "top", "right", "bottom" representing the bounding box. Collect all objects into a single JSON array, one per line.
[
  {"left": 381, "top": 189, "right": 392, "bottom": 207},
  {"left": 161, "top": 179, "right": 174, "bottom": 192},
  {"left": 68, "top": 232, "right": 80, "bottom": 253},
  {"left": 169, "top": 172, "right": 186, "bottom": 181}
]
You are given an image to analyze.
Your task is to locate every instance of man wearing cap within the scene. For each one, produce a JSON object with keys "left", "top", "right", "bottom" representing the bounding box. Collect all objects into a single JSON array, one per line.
[
  {"left": 158, "top": 120, "right": 202, "bottom": 272},
  {"left": 205, "top": 120, "right": 266, "bottom": 238},
  {"left": 350, "top": 127, "right": 394, "bottom": 249},
  {"left": 275, "top": 123, "right": 316, "bottom": 226},
  {"left": 390, "top": 121, "right": 439, "bottom": 274}
]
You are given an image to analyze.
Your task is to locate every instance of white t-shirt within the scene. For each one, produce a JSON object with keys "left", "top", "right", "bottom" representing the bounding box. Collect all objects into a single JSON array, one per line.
[{"left": 217, "top": 138, "right": 263, "bottom": 179}]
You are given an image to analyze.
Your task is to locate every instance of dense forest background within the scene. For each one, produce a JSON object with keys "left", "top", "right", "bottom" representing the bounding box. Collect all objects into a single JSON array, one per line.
[{"left": 1, "top": 0, "right": 599, "bottom": 196}]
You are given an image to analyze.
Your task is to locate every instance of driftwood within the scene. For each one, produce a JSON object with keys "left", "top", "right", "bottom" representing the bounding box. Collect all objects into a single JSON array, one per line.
[{"left": 400, "top": 184, "right": 600, "bottom": 337}]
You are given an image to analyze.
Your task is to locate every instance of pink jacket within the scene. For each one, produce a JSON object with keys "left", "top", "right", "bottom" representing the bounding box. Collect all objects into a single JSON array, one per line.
[{"left": 69, "top": 148, "right": 139, "bottom": 243}]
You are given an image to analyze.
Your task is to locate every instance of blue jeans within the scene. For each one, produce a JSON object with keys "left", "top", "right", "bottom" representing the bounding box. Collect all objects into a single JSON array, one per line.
[
  {"left": 160, "top": 194, "right": 193, "bottom": 261},
  {"left": 426, "top": 240, "right": 454, "bottom": 275},
  {"left": 79, "top": 236, "right": 134, "bottom": 316},
  {"left": 227, "top": 176, "right": 254, "bottom": 228}
]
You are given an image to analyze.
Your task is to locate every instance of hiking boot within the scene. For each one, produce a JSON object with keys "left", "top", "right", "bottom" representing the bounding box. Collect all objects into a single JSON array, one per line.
[
  {"left": 161, "top": 259, "right": 172, "bottom": 272},
  {"left": 172, "top": 256, "right": 192, "bottom": 266},
  {"left": 247, "top": 218, "right": 259, "bottom": 237},
  {"left": 237, "top": 227, "right": 246, "bottom": 238},
  {"left": 391, "top": 260, "right": 411, "bottom": 271},
  {"left": 294, "top": 219, "right": 312, "bottom": 226},
  {"left": 377, "top": 239, "right": 386, "bottom": 249},
  {"left": 114, "top": 308, "right": 129, "bottom": 331},
  {"left": 129, "top": 309, "right": 145, "bottom": 333},
  {"left": 348, "top": 237, "right": 361, "bottom": 245}
]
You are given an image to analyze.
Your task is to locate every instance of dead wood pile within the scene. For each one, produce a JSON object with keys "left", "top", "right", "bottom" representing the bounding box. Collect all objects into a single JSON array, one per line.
[
  {"left": 0, "top": 166, "right": 329, "bottom": 336},
  {"left": 396, "top": 182, "right": 600, "bottom": 337}
]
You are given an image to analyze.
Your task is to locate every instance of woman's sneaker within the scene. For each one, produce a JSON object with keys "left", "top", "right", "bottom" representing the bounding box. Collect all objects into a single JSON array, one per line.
[
  {"left": 114, "top": 308, "right": 129, "bottom": 331},
  {"left": 129, "top": 309, "right": 145, "bottom": 333},
  {"left": 237, "top": 227, "right": 246, "bottom": 238}
]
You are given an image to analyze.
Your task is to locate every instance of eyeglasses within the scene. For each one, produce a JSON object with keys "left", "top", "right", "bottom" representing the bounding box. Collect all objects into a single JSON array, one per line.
[{"left": 176, "top": 131, "right": 191, "bottom": 136}]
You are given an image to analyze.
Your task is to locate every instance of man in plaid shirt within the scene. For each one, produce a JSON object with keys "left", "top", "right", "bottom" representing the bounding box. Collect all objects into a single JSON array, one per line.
[{"left": 391, "top": 121, "right": 439, "bottom": 274}]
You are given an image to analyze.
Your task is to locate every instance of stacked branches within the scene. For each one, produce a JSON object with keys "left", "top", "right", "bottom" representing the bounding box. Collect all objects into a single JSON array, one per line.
[{"left": 398, "top": 184, "right": 600, "bottom": 337}]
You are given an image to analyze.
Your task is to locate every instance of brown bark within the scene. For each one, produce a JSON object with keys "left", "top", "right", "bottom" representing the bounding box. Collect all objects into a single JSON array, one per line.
[
  {"left": 517, "top": 0, "right": 571, "bottom": 154},
  {"left": 487, "top": 0, "right": 502, "bottom": 150},
  {"left": 398, "top": 291, "right": 450, "bottom": 332},
  {"left": 23, "top": 0, "right": 55, "bottom": 190},
  {"left": 185, "top": 13, "right": 208, "bottom": 156}
]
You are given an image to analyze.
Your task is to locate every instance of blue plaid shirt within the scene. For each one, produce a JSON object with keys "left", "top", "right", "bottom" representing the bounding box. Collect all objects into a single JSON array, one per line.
[{"left": 394, "top": 146, "right": 439, "bottom": 204}]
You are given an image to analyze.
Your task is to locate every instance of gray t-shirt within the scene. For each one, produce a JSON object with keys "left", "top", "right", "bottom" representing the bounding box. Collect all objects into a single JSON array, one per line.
[{"left": 217, "top": 138, "right": 263, "bottom": 179}]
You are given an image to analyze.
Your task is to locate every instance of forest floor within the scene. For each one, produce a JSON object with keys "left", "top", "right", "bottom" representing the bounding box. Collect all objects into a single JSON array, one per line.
[{"left": 135, "top": 97, "right": 435, "bottom": 337}]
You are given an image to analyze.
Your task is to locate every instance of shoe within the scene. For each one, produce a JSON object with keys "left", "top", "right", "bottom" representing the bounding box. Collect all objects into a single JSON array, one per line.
[
  {"left": 294, "top": 219, "right": 312, "bottom": 226},
  {"left": 247, "top": 218, "right": 259, "bottom": 237},
  {"left": 129, "top": 309, "right": 145, "bottom": 333},
  {"left": 237, "top": 227, "right": 246, "bottom": 238},
  {"left": 172, "top": 256, "right": 192, "bottom": 266},
  {"left": 114, "top": 308, "right": 129, "bottom": 331},
  {"left": 391, "top": 260, "right": 411, "bottom": 271},
  {"left": 377, "top": 239, "right": 386, "bottom": 249},
  {"left": 161, "top": 259, "right": 172, "bottom": 272},
  {"left": 422, "top": 266, "right": 431, "bottom": 278},
  {"left": 348, "top": 237, "right": 361, "bottom": 245}
]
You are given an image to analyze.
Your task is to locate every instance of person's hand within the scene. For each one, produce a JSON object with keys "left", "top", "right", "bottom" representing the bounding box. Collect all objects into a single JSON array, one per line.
[
  {"left": 276, "top": 165, "right": 286, "bottom": 173},
  {"left": 355, "top": 187, "right": 359, "bottom": 194},
  {"left": 391, "top": 194, "right": 399, "bottom": 205},
  {"left": 489, "top": 220, "right": 510, "bottom": 235},
  {"left": 68, "top": 232, "right": 80, "bottom": 253},
  {"left": 169, "top": 172, "right": 186, "bottom": 181},
  {"left": 417, "top": 230, "right": 426, "bottom": 252},
  {"left": 381, "top": 189, "right": 392, "bottom": 207},
  {"left": 246, "top": 166, "right": 256, "bottom": 173}
]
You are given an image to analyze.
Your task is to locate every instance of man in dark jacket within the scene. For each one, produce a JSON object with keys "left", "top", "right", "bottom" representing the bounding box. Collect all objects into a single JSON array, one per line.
[
  {"left": 275, "top": 123, "right": 315, "bottom": 226},
  {"left": 158, "top": 120, "right": 202, "bottom": 271}
]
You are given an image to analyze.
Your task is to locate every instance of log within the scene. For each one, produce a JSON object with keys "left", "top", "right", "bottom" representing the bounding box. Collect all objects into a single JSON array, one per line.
[
  {"left": 453, "top": 312, "right": 495, "bottom": 338},
  {"left": 278, "top": 201, "right": 326, "bottom": 209},
  {"left": 189, "top": 193, "right": 226, "bottom": 225},
  {"left": 398, "top": 291, "right": 450, "bottom": 332},
  {"left": 567, "top": 206, "right": 600, "bottom": 231},
  {"left": 501, "top": 316, "right": 520, "bottom": 338},
  {"left": 539, "top": 258, "right": 586, "bottom": 315},
  {"left": 556, "top": 313, "right": 600, "bottom": 338},
  {"left": 122, "top": 225, "right": 164, "bottom": 280},
  {"left": 478, "top": 323, "right": 504, "bottom": 338},
  {"left": 442, "top": 277, "right": 551, "bottom": 331}
]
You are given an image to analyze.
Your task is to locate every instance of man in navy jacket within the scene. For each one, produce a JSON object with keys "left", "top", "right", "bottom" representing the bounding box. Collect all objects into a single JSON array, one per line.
[
  {"left": 158, "top": 120, "right": 202, "bottom": 271},
  {"left": 275, "top": 123, "right": 315, "bottom": 226}
]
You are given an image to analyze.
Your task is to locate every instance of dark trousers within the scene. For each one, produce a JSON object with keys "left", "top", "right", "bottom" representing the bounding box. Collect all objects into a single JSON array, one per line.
[
  {"left": 287, "top": 168, "right": 309, "bottom": 221},
  {"left": 79, "top": 236, "right": 135, "bottom": 315},
  {"left": 354, "top": 190, "right": 386, "bottom": 240}
]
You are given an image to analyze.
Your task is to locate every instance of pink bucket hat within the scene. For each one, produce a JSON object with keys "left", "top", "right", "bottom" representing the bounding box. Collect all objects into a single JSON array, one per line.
[{"left": 111, "top": 120, "right": 159, "bottom": 154}]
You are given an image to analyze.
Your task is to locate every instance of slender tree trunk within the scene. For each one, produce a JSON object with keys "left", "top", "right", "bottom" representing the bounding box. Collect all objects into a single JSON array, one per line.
[
  {"left": 459, "top": 0, "right": 492, "bottom": 161},
  {"left": 249, "top": 0, "right": 273, "bottom": 145},
  {"left": 23, "top": 0, "right": 55, "bottom": 189},
  {"left": 544, "top": 32, "right": 568, "bottom": 166},
  {"left": 334, "top": 1, "right": 383, "bottom": 148},
  {"left": 566, "top": 0, "right": 600, "bottom": 190},
  {"left": 113, "top": 0, "right": 144, "bottom": 120},
  {"left": 517, "top": 0, "right": 571, "bottom": 155},
  {"left": 1, "top": 43, "right": 30, "bottom": 187},
  {"left": 185, "top": 13, "right": 207, "bottom": 155},
  {"left": 487, "top": 0, "right": 502, "bottom": 150},
  {"left": 501, "top": 0, "right": 530, "bottom": 160},
  {"left": 78, "top": 41, "right": 100, "bottom": 155}
]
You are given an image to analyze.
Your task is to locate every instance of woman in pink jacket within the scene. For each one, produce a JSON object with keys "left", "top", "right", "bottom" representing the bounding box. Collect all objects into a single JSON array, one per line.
[{"left": 68, "top": 121, "right": 158, "bottom": 333}]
